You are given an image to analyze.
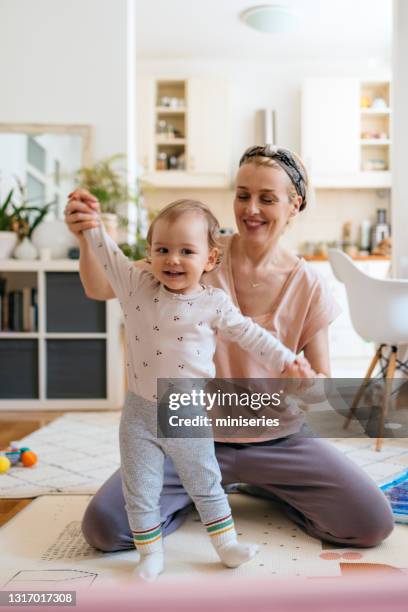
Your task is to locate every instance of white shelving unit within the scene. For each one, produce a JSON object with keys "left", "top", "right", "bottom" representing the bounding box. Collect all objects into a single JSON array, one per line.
[
  {"left": 0, "top": 259, "right": 124, "bottom": 411},
  {"left": 302, "top": 77, "right": 392, "bottom": 188},
  {"left": 136, "top": 76, "right": 231, "bottom": 188},
  {"left": 360, "top": 81, "right": 391, "bottom": 176}
]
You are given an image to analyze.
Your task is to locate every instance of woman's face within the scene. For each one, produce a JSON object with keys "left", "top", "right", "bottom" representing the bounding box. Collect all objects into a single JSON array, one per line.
[{"left": 233, "top": 163, "right": 301, "bottom": 247}]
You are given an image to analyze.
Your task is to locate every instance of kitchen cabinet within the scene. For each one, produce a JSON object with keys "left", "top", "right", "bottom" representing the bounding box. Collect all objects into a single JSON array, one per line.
[
  {"left": 301, "top": 78, "right": 391, "bottom": 188},
  {"left": 308, "top": 259, "right": 391, "bottom": 377},
  {"left": 136, "top": 77, "right": 231, "bottom": 188},
  {"left": 187, "top": 77, "right": 230, "bottom": 176}
]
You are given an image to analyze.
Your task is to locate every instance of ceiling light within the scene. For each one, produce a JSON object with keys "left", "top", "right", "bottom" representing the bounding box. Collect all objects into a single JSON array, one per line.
[{"left": 240, "top": 4, "right": 302, "bottom": 34}]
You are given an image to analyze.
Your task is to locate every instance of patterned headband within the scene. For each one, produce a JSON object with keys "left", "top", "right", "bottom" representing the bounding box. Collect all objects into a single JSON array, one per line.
[{"left": 239, "top": 145, "right": 306, "bottom": 203}]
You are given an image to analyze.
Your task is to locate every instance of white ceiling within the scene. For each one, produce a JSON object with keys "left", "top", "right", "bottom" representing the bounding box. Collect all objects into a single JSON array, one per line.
[{"left": 135, "top": 0, "right": 392, "bottom": 62}]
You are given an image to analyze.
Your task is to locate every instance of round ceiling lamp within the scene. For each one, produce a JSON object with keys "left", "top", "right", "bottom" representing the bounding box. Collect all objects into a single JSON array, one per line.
[{"left": 240, "top": 4, "right": 302, "bottom": 34}]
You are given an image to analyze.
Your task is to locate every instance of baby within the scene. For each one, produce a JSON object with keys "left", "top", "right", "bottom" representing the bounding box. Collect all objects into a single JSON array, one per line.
[{"left": 79, "top": 197, "right": 313, "bottom": 581}]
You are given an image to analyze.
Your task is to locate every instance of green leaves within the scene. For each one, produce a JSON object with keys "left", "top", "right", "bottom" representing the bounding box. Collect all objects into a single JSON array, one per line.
[
  {"left": 12, "top": 200, "right": 56, "bottom": 238},
  {"left": 0, "top": 189, "right": 16, "bottom": 231},
  {"left": 119, "top": 236, "right": 148, "bottom": 261},
  {"left": 0, "top": 182, "right": 55, "bottom": 237},
  {"left": 76, "top": 154, "right": 132, "bottom": 215}
]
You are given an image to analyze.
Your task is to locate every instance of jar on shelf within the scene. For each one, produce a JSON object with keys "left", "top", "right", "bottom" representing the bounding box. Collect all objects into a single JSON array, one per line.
[
  {"left": 177, "top": 153, "right": 186, "bottom": 170},
  {"left": 157, "top": 119, "right": 167, "bottom": 134},
  {"left": 362, "top": 159, "right": 387, "bottom": 172},
  {"left": 157, "top": 152, "right": 168, "bottom": 171},
  {"left": 168, "top": 155, "right": 178, "bottom": 170},
  {"left": 166, "top": 124, "right": 175, "bottom": 138},
  {"left": 160, "top": 96, "right": 170, "bottom": 107},
  {"left": 315, "top": 242, "right": 328, "bottom": 257}
]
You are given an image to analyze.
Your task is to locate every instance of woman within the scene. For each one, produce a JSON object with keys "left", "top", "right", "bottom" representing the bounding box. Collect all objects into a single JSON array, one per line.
[{"left": 65, "top": 145, "right": 393, "bottom": 551}]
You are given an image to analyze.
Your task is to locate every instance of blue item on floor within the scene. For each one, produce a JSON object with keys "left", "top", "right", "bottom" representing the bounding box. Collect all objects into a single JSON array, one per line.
[{"left": 381, "top": 469, "right": 408, "bottom": 524}]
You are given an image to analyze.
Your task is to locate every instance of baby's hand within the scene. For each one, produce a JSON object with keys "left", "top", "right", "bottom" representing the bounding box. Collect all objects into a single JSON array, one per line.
[
  {"left": 282, "top": 356, "right": 316, "bottom": 378},
  {"left": 65, "top": 188, "right": 101, "bottom": 236},
  {"left": 280, "top": 357, "right": 316, "bottom": 395}
]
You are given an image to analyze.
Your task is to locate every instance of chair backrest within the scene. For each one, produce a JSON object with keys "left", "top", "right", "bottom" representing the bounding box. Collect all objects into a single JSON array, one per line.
[{"left": 328, "top": 249, "right": 408, "bottom": 346}]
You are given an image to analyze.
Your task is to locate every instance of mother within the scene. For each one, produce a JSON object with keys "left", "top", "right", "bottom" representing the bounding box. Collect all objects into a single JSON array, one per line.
[{"left": 65, "top": 144, "right": 393, "bottom": 551}]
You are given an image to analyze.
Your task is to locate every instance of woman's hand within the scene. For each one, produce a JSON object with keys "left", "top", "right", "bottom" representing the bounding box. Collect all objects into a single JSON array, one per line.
[
  {"left": 65, "top": 188, "right": 101, "bottom": 236},
  {"left": 282, "top": 356, "right": 316, "bottom": 379},
  {"left": 280, "top": 356, "right": 316, "bottom": 396}
]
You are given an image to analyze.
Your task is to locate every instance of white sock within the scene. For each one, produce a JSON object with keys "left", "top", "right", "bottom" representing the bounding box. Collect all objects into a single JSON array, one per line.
[
  {"left": 216, "top": 541, "right": 259, "bottom": 568},
  {"left": 132, "top": 524, "right": 164, "bottom": 581},
  {"left": 205, "top": 514, "right": 259, "bottom": 568},
  {"left": 136, "top": 551, "right": 164, "bottom": 581}
]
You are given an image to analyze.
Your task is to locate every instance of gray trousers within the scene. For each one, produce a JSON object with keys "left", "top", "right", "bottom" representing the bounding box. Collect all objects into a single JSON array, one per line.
[
  {"left": 83, "top": 427, "right": 394, "bottom": 552},
  {"left": 120, "top": 393, "right": 231, "bottom": 532}
]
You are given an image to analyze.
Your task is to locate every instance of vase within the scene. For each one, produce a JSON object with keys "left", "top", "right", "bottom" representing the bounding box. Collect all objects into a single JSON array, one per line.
[
  {"left": 31, "top": 220, "right": 78, "bottom": 259},
  {"left": 13, "top": 237, "right": 38, "bottom": 260},
  {"left": 0, "top": 231, "right": 18, "bottom": 259},
  {"left": 101, "top": 213, "right": 119, "bottom": 242}
]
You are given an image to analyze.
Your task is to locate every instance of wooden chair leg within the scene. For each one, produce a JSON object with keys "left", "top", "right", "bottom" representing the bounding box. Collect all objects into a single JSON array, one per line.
[
  {"left": 376, "top": 347, "right": 398, "bottom": 452},
  {"left": 344, "top": 345, "right": 383, "bottom": 430}
]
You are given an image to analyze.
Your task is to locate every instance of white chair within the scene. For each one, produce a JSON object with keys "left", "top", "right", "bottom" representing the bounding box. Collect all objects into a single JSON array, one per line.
[{"left": 328, "top": 248, "right": 408, "bottom": 450}]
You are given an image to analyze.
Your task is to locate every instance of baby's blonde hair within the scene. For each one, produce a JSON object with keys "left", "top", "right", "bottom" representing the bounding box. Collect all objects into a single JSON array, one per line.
[{"left": 146, "top": 199, "right": 223, "bottom": 264}]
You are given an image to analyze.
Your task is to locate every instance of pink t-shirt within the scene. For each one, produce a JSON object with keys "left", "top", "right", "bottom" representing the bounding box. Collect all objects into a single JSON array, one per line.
[{"left": 203, "top": 234, "right": 341, "bottom": 442}]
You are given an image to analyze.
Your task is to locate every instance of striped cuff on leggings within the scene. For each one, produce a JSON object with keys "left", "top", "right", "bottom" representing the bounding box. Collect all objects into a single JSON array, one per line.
[
  {"left": 132, "top": 524, "right": 163, "bottom": 553},
  {"left": 205, "top": 514, "right": 235, "bottom": 538}
]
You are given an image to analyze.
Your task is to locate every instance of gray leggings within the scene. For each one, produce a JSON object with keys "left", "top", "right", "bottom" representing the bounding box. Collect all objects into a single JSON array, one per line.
[
  {"left": 83, "top": 428, "right": 394, "bottom": 552},
  {"left": 120, "top": 392, "right": 231, "bottom": 532}
]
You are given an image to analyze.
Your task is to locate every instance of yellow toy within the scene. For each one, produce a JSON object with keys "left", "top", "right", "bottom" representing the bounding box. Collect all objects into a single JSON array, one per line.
[{"left": 0, "top": 456, "right": 11, "bottom": 473}]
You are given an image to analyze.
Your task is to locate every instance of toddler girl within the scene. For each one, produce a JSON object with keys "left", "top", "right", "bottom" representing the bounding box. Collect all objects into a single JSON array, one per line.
[{"left": 81, "top": 198, "right": 312, "bottom": 580}]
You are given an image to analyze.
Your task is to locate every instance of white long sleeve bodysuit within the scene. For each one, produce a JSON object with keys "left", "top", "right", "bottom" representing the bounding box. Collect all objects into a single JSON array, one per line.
[
  {"left": 85, "top": 224, "right": 297, "bottom": 547},
  {"left": 86, "top": 226, "right": 295, "bottom": 402}
]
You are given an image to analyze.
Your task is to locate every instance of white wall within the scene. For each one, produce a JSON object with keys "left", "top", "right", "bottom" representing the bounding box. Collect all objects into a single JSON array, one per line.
[
  {"left": 0, "top": 0, "right": 128, "bottom": 160},
  {"left": 392, "top": 0, "right": 408, "bottom": 277}
]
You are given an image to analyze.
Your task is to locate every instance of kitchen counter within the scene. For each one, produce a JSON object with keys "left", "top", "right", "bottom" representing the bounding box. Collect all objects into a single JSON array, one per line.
[{"left": 301, "top": 254, "right": 391, "bottom": 261}]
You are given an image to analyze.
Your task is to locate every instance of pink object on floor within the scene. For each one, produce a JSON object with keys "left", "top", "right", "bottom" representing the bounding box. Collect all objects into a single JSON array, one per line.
[{"left": 26, "top": 573, "right": 408, "bottom": 612}]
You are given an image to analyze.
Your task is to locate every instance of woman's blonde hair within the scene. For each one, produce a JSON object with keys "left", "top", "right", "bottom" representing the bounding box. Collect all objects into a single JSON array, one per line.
[
  {"left": 239, "top": 145, "right": 309, "bottom": 211},
  {"left": 146, "top": 199, "right": 223, "bottom": 264}
]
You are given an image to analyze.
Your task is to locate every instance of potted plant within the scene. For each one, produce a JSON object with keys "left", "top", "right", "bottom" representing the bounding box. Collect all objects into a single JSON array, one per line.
[
  {"left": 0, "top": 189, "right": 19, "bottom": 258},
  {"left": 76, "top": 154, "right": 132, "bottom": 241},
  {"left": 5, "top": 180, "right": 55, "bottom": 259}
]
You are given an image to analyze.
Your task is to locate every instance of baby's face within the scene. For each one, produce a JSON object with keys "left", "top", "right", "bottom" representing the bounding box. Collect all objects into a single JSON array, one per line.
[{"left": 149, "top": 212, "right": 218, "bottom": 294}]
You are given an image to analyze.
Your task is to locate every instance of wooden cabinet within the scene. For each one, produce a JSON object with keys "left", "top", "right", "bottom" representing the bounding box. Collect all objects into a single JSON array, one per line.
[
  {"left": 136, "top": 77, "right": 231, "bottom": 188},
  {"left": 309, "top": 259, "right": 391, "bottom": 377},
  {"left": 301, "top": 78, "right": 391, "bottom": 188},
  {"left": 187, "top": 77, "right": 230, "bottom": 176},
  {"left": 0, "top": 260, "right": 124, "bottom": 411}
]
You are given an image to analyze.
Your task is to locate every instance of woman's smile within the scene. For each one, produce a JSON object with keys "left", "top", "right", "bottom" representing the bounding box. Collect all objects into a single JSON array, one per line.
[{"left": 242, "top": 217, "right": 268, "bottom": 230}]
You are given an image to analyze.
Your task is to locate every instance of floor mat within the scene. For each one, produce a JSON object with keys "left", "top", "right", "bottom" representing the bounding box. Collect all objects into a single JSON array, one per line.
[{"left": 1, "top": 494, "right": 407, "bottom": 587}]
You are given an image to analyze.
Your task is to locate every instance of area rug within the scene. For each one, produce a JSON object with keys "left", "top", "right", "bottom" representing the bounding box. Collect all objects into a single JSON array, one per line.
[
  {"left": 0, "top": 413, "right": 120, "bottom": 497},
  {"left": 1, "top": 494, "right": 407, "bottom": 588},
  {"left": 1, "top": 412, "right": 408, "bottom": 498}
]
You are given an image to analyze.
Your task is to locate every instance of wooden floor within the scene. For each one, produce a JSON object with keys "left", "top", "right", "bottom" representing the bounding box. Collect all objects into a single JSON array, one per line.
[{"left": 0, "top": 415, "right": 57, "bottom": 527}]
